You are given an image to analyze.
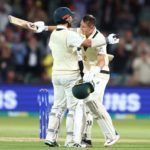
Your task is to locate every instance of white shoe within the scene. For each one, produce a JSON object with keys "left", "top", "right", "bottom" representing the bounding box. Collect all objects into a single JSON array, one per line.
[
  {"left": 64, "top": 142, "right": 74, "bottom": 147},
  {"left": 73, "top": 143, "right": 87, "bottom": 148},
  {"left": 65, "top": 142, "right": 86, "bottom": 148},
  {"left": 45, "top": 140, "right": 60, "bottom": 147},
  {"left": 104, "top": 134, "right": 120, "bottom": 147}
]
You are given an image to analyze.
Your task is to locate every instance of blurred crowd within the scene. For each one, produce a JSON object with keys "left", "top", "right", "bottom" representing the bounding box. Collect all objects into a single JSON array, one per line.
[{"left": 0, "top": 0, "right": 150, "bottom": 86}]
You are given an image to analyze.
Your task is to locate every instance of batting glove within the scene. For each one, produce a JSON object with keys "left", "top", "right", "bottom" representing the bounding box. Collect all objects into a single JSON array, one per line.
[
  {"left": 83, "top": 66, "right": 101, "bottom": 82},
  {"left": 34, "top": 21, "right": 48, "bottom": 33},
  {"left": 107, "top": 33, "right": 119, "bottom": 44}
]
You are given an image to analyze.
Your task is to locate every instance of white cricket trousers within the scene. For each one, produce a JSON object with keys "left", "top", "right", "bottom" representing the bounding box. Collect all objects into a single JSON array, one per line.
[
  {"left": 86, "top": 73, "right": 116, "bottom": 140},
  {"left": 46, "top": 72, "right": 80, "bottom": 143}
]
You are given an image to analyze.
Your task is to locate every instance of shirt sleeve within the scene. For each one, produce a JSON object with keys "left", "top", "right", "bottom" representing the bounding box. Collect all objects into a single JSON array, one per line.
[
  {"left": 91, "top": 33, "right": 106, "bottom": 47},
  {"left": 97, "top": 45, "right": 106, "bottom": 55},
  {"left": 69, "top": 28, "right": 78, "bottom": 32},
  {"left": 67, "top": 30, "right": 85, "bottom": 47}
]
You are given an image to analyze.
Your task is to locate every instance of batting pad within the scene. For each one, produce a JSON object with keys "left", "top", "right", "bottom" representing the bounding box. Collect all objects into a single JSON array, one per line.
[
  {"left": 46, "top": 108, "right": 64, "bottom": 142},
  {"left": 86, "top": 101, "right": 116, "bottom": 140},
  {"left": 65, "top": 109, "right": 75, "bottom": 144},
  {"left": 74, "top": 101, "right": 86, "bottom": 144},
  {"left": 83, "top": 112, "right": 93, "bottom": 140}
]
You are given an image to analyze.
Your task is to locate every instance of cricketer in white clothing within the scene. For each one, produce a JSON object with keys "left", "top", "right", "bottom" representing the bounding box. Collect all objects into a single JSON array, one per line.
[
  {"left": 40, "top": 7, "right": 112, "bottom": 147},
  {"left": 31, "top": 8, "right": 119, "bottom": 148},
  {"left": 73, "top": 15, "right": 120, "bottom": 147}
]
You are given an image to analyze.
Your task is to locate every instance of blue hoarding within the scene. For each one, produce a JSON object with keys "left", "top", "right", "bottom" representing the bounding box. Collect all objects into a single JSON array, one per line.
[
  {"left": 104, "top": 87, "right": 150, "bottom": 114},
  {"left": 0, "top": 85, "right": 52, "bottom": 112},
  {"left": 0, "top": 85, "right": 150, "bottom": 115}
]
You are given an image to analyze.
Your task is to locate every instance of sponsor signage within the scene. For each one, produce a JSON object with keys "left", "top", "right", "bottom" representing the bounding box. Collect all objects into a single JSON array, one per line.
[{"left": 0, "top": 85, "right": 150, "bottom": 114}]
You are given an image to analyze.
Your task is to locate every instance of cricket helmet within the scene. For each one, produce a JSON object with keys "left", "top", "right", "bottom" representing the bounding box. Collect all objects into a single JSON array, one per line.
[
  {"left": 53, "top": 7, "right": 74, "bottom": 24},
  {"left": 72, "top": 80, "right": 94, "bottom": 99}
]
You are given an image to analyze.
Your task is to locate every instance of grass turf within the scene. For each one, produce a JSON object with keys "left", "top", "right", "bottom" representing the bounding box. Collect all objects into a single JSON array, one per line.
[{"left": 0, "top": 117, "right": 150, "bottom": 150}]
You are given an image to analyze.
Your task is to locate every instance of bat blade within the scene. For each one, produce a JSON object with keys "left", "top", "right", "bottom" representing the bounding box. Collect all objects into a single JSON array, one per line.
[{"left": 8, "top": 15, "right": 37, "bottom": 32}]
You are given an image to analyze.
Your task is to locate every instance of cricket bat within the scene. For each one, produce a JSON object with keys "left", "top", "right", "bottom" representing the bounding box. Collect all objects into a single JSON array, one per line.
[{"left": 8, "top": 15, "right": 37, "bottom": 32}]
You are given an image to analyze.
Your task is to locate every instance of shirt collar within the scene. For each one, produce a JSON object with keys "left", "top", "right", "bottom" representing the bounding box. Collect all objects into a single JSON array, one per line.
[
  {"left": 78, "top": 27, "right": 97, "bottom": 39},
  {"left": 88, "top": 27, "right": 97, "bottom": 39},
  {"left": 56, "top": 25, "right": 68, "bottom": 30}
]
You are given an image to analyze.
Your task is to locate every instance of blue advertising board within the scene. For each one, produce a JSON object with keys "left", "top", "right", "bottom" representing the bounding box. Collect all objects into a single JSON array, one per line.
[
  {"left": 104, "top": 87, "right": 150, "bottom": 114},
  {"left": 0, "top": 85, "right": 150, "bottom": 116},
  {"left": 0, "top": 85, "right": 52, "bottom": 112}
]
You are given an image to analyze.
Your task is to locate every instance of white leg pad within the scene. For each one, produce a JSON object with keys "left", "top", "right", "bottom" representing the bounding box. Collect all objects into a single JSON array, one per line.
[
  {"left": 83, "top": 112, "right": 93, "bottom": 140},
  {"left": 65, "top": 109, "right": 75, "bottom": 144},
  {"left": 46, "top": 108, "right": 64, "bottom": 142},
  {"left": 73, "top": 101, "right": 86, "bottom": 144},
  {"left": 86, "top": 101, "right": 116, "bottom": 140}
]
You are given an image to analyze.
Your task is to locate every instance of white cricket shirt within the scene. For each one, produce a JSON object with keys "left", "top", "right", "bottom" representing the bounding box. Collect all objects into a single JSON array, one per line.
[
  {"left": 76, "top": 28, "right": 109, "bottom": 72},
  {"left": 48, "top": 25, "right": 84, "bottom": 75}
]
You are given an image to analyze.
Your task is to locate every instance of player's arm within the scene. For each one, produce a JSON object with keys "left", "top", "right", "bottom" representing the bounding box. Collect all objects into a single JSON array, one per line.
[
  {"left": 80, "top": 34, "right": 119, "bottom": 48},
  {"left": 90, "top": 33, "right": 119, "bottom": 47},
  {"left": 29, "top": 21, "right": 56, "bottom": 32},
  {"left": 68, "top": 28, "right": 107, "bottom": 47},
  {"left": 46, "top": 25, "right": 76, "bottom": 32},
  {"left": 31, "top": 22, "right": 79, "bottom": 32},
  {"left": 83, "top": 47, "right": 106, "bottom": 82},
  {"left": 67, "top": 33, "right": 106, "bottom": 48},
  {"left": 31, "top": 22, "right": 76, "bottom": 33},
  {"left": 47, "top": 26, "right": 57, "bottom": 31},
  {"left": 97, "top": 54, "right": 105, "bottom": 68},
  {"left": 81, "top": 38, "right": 106, "bottom": 47},
  {"left": 32, "top": 21, "right": 119, "bottom": 46}
]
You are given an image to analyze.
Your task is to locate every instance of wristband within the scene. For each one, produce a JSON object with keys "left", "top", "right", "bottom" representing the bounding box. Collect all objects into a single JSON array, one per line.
[
  {"left": 45, "top": 26, "right": 48, "bottom": 31},
  {"left": 93, "top": 66, "right": 101, "bottom": 73},
  {"left": 91, "top": 66, "right": 101, "bottom": 74}
]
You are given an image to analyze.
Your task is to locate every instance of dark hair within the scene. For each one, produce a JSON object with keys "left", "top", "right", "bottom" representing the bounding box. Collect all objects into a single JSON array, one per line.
[{"left": 82, "top": 14, "right": 96, "bottom": 27}]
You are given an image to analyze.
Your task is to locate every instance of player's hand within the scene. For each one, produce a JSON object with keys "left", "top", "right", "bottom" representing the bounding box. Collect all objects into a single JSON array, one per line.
[
  {"left": 34, "top": 21, "right": 46, "bottom": 33},
  {"left": 83, "top": 66, "right": 101, "bottom": 82},
  {"left": 107, "top": 33, "right": 119, "bottom": 44},
  {"left": 83, "top": 71, "right": 94, "bottom": 82}
]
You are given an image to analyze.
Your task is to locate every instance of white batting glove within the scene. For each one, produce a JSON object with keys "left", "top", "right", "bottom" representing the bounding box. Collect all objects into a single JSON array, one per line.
[
  {"left": 107, "top": 33, "right": 119, "bottom": 44},
  {"left": 83, "top": 66, "right": 101, "bottom": 82},
  {"left": 34, "top": 21, "right": 47, "bottom": 33}
]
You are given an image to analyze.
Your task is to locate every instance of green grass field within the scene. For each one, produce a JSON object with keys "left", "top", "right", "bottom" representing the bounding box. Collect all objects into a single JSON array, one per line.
[{"left": 0, "top": 117, "right": 150, "bottom": 150}]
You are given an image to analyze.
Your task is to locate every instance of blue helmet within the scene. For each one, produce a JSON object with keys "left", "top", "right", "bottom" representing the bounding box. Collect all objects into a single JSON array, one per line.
[{"left": 53, "top": 7, "right": 74, "bottom": 24}]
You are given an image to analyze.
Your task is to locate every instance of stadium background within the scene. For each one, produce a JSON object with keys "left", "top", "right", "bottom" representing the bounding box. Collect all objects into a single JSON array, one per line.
[{"left": 0, "top": 0, "right": 150, "bottom": 149}]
